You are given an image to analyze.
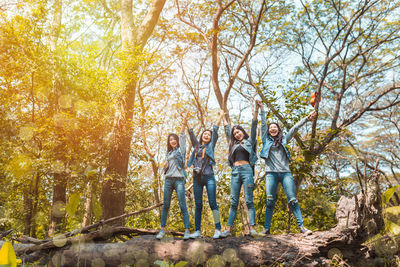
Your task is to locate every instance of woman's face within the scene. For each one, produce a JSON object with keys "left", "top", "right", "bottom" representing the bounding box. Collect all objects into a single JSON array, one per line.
[
  {"left": 268, "top": 124, "right": 280, "bottom": 137},
  {"left": 233, "top": 128, "right": 245, "bottom": 141},
  {"left": 169, "top": 136, "right": 178, "bottom": 148},
  {"left": 201, "top": 131, "right": 212, "bottom": 144}
]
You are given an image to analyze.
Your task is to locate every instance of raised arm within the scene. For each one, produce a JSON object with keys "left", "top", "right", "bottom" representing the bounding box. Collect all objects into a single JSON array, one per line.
[
  {"left": 286, "top": 111, "right": 317, "bottom": 142},
  {"left": 184, "top": 114, "right": 199, "bottom": 147},
  {"left": 257, "top": 100, "right": 268, "bottom": 143},
  {"left": 210, "top": 110, "right": 224, "bottom": 149},
  {"left": 223, "top": 111, "right": 231, "bottom": 139},
  {"left": 250, "top": 102, "right": 259, "bottom": 145},
  {"left": 179, "top": 113, "right": 188, "bottom": 156},
  {"left": 215, "top": 109, "right": 225, "bottom": 127}
]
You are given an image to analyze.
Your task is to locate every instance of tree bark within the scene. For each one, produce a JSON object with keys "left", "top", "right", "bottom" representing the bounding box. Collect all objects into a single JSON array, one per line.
[
  {"left": 82, "top": 182, "right": 94, "bottom": 227},
  {"left": 48, "top": 173, "right": 67, "bottom": 236},
  {"left": 101, "top": 0, "right": 166, "bottom": 223},
  {"left": 23, "top": 184, "right": 33, "bottom": 236},
  {"left": 47, "top": 0, "right": 67, "bottom": 237},
  {"left": 31, "top": 173, "right": 40, "bottom": 238},
  {"left": 23, "top": 173, "right": 40, "bottom": 236}
]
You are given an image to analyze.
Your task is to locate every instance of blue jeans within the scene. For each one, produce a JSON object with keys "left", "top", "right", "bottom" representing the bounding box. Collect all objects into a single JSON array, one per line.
[
  {"left": 227, "top": 164, "right": 255, "bottom": 226},
  {"left": 193, "top": 174, "right": 221, "bottom": 231},
  {"left": 264, "top": 172, "right": 304, "bottom": 230},
  {"left": 160, "top": 177, "right": 190, "bottom": 229}
]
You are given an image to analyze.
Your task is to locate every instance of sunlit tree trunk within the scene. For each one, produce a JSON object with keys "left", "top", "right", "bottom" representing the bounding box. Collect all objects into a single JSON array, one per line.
[
  {"left": 82, "top": 182, "right": 94, "bottom": 227},
  {"left": 101, "top": 0, "right": 166, "bottom": 223},
  {"left": 47, "top": 0, "right": 66, "bottom": 237}
]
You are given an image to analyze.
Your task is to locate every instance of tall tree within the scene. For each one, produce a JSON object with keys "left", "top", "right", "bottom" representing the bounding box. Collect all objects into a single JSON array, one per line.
[
  {"left": 175, "top": 0, "right": 275, "bottom": 122},
  {"left": 47, "top": 0, "right": 69, "bottom": 236},
  {"left": 101, "top": 0, "right": 167, "bottom": 221},
  {"left": 252, "top": 0, "right": 400, "bottom": 187}
]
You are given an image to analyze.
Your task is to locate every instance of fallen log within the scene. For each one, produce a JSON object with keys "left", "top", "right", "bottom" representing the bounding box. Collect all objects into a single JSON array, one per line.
[{"left": 3, "top": 172, "right": 396, "bottom": 266}]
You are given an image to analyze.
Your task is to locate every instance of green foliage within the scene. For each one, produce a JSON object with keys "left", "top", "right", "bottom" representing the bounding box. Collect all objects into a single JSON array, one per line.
[
  {"left": 382, "top": 185, "right": 399, "bottom": 206},
  {"left": 66, "top": 193, "right": 80, "bottom": 218},
  {"left": 382, "top": 186, "right": 400, "bottom": 236}
]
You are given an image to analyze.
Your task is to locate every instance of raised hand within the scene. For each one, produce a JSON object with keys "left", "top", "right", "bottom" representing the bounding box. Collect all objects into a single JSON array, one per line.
[
  {"left": 256, "top": 100, "right": 264, "bottom": 110},
  {"left": 180, "top": 111, "right": 188, "bottom": 120},
  {"left": 307, "top": 110, "right": 317, "bottom": 121},
  {"left": 180, "top": 111, "right": 190, "bottom": 131},
  {"left": 216, "top": 109, "right": 225, "bottom": 126}
]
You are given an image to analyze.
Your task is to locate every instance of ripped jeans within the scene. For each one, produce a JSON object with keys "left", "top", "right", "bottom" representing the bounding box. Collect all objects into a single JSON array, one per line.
[
  {"left": 264, "top": 172, "right": 304, "bottom": 230},
  {"left": 227, "top": 164, "right": 255, "bottom": 226}
]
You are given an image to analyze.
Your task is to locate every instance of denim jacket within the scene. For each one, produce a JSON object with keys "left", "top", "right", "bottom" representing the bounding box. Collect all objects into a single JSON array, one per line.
[
  {"left": 165, "top": 133, "right": 186, "bottom": 173},
  {"left": 187, "top": 124, "right": 219, "bottom": 167},
  {"left": 224, "top": 119, "right": 258, "bottom": 167},
  {"left": 259, "top": 109, "right": 308, "bottom": 161}
]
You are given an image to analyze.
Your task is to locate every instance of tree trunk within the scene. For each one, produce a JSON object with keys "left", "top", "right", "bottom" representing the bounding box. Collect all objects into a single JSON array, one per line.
[
  {"left": 82, "top": 182, "right": 94, "bottom": 227},
  {"left": 31, "top": 173, "right": 40, "bottom": 238},
  {"left": 151, "top": 160, "right": 161, "bottom": 205},
  {"left": 23, "top": 184, "right": 33, "bottom": 236},
  {"left": 23, "top": 173, "right": 40, "bottom": 236},
  {"left": 100, "top": 0, "right": 166, "bottom": 222},
  {"left": 48, "top": 173, "right": 67, "bottom": 236},
  {"left": 47, "top": 0, "right": 67, "bottom": 237}
]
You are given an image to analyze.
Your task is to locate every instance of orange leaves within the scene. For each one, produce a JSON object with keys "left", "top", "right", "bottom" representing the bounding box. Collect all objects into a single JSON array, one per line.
[{"left": 309, "top": 91, "right": 320, "bottom": 107}]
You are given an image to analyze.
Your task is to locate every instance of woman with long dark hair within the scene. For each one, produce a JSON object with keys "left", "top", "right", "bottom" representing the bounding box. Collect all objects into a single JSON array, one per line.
[
  {"left": 156, "top": 114, "right": 190, "bottom": 239},
  {"left": 257, "top": 100, "right": 316, "bottom": 235},
  {"left": 185, "top": 110, "right": 225, "bottom": 239},
  {"left": 220, "top": 103, "right": 259, "bottom": 237}
]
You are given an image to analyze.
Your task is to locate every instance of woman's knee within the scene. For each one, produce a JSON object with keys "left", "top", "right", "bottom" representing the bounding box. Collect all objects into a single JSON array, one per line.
[
  {"left": 162, "top": 202, "right": 171, "bottom": 211},
  {"left": 288, "top": 197, "right": 298, "bottom": 208},
  {"left": 209, "top": 200, "right": 218, "bottom": 210},
  {"left": 230, "top": 194, "right": 239, "bottom": 209},
  {"left": 245, "top": 200, "right": 254, "bottom": 209},
  {"left": 266, "top": 195, "right": 275, "bottom": 209},
  {"left": 195, "top": 200, "right": 203, "bottom": 207}
]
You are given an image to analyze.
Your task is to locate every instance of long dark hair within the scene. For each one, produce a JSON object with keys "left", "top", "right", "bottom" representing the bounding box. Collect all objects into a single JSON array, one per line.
[
  {"left": 167, "top": 133, "right": 180, "bottom": 152},
  {"left": 228, "top": 125, "right": 250, "bottom": 154},
  {"left": 268, "top": 122, "right": 283, "bottom": 146},
  {"left": 199, "top": 129, "right": 212, "bottom": 145}
]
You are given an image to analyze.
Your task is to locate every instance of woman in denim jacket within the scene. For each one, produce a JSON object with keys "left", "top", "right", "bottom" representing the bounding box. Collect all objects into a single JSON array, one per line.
[
  {"left": 257, "top": 100, "right": 315, "bottom": 235},
  {"left": 156, "top": 114, "right": 190, "bottom": 240},
  {"left": 220, "top": 103, "right": 259, "bottom": 237},
  {"left": 185, "top": 111, "right": 225, "bottom": 239}
]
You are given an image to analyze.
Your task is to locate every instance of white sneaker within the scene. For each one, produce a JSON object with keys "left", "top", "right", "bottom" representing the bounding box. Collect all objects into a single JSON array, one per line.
[
  {"left": 156, "top": 230, "right": 165, "bottom": 240},
  {"left": 183, "top": 229, "right": 190, "bottom": 240},
  {"left": 261, "top": 228, "right": 270, "bottom": 235},
  {"left": 190, "top": 230, "right": 202, "bottom": 239},
  {"left": 220, "top": 230, "right": 231, "bottom": 238},
  {"left": 249, "top": 229, "right": 258, "bottom": 237},
  {"left": 300, "top": 226, "right": 312, "bottom": 235},
  {"left": 213, "top": 229, "right": 221, "bottom": 239}
]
